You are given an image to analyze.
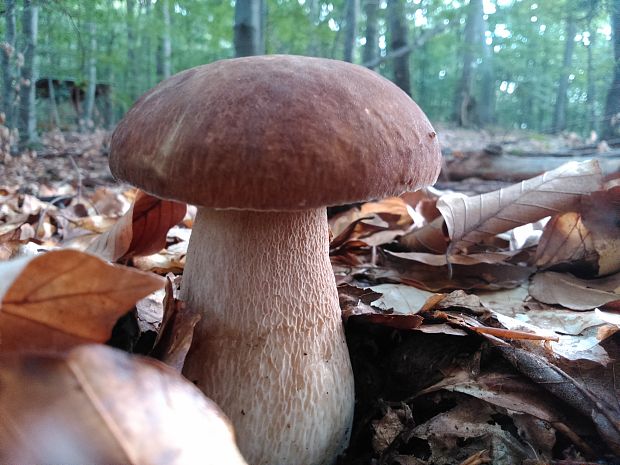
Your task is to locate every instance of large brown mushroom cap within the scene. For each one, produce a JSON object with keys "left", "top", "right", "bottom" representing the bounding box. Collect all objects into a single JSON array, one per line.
[{"left": 110, "top": 55, "right": 441, "bottom": 211}]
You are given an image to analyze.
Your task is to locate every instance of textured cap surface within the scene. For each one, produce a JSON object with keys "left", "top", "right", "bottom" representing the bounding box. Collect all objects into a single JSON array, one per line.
[{"left": 110, "top": 55, "right": 442, "bottom": 210}]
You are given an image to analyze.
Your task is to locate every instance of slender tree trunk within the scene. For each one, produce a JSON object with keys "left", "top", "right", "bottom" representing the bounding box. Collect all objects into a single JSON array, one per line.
[
  {"left": 343, "top": 0, "right": 359, "bottom": 63},
  {"left": 454, "top": 0, "right": 484, "bottom": 127},
  {"left": 306, "top": 0, "right": 321, "bottom": 56},
  {"left": 362, "top": 0, "right": 378, "bottom": 66},
  {"left": 143, "top": 0, "right": 153, "bottom": 88},
  {"left": 234, "top": 0, "right": 263, "bottom": 57},
  {"left": 260, "top": 0, "right": 267, "bottom": 54},
  {"left": 47, "top": 78, "right": 60, "bottom": 129},
  {"left": 126, "top": 0, "right": 138, "bottom": 101},
  {"left": 603, "top": 0, "right": 620, "bottom": 139},
  {"left": 18, "top": 0, "right": 39, "bottom": 146},
  {"left": 552, "top": 10, "right": 577, "bottom": 133},
  {"left": 156, "top": 0, "right": 172, "bottom": 81},
  {"left": 103, "top": 27, "right": 117, "bottom": 128},
  {"left": 82, "top": 20, "right": 97, "bottom": 131},
  {"left": 479, "top": 36, "right": 495, "bottom": 125},
  {"left": 387, "top": 0, "right": 410, "bottom": 95},
  {"left": 587, "top": 18, "right": 597, "bottom": 133},
  {"left": 2, "top": 0, "right": 17, "bottom": 130}
]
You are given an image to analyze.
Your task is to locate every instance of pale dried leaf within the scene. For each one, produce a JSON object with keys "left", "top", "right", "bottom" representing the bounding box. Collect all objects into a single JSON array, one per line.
[
  {"left": 438, "top": 160, "right": 603, "bottom": 254},
  {"left": 529, "top": 271, "right": 620, "bottom": 310},
  {"left": 368, "top": 283, "right": 436, "bottom": 314}
]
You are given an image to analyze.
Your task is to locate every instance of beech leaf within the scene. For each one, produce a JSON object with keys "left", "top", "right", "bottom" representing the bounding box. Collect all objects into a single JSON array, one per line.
[
  {"left": 87, "top": 190, "right": 186, "bottom": 262},
  {"left": 0, "top": 344, "right": 248, "bottom": 465},
  {"left": 529, "top": 271, "right": 620, "bottom": 310},
  {"left": 0, "top": 249, "right": 164, "bottom": 350},
  {"left": 437, "top": 160, "right": 603, "bottom": 254}
]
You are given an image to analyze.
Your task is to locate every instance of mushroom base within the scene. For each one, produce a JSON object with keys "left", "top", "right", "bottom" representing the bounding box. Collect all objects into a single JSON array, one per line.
[{"left": 181, "top": 207, "right": 355, "bottom": 465}]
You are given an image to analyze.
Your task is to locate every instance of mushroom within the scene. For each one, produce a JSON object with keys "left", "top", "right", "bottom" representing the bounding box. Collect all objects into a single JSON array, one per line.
[{"left": 109, "top": 55, "right": 442, "bottom": 465}]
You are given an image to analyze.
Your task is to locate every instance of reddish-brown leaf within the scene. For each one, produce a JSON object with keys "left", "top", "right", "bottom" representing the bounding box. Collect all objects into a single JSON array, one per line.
[
  {"left": 87, "top": 190, "right": 186, "bottom": 262},
  {"left": 0, "top": 249, "right": 164, "bottom": 351}
]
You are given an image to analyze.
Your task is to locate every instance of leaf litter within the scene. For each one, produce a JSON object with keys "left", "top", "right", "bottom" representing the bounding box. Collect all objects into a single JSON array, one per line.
[{"left": 0, "top": 132, "right": 619, "bottom": 464}]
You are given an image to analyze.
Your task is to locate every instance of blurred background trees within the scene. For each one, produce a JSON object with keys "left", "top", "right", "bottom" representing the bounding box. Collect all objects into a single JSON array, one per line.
[{"left": 0, "top": 0, "right": 618, "bottom": 147}]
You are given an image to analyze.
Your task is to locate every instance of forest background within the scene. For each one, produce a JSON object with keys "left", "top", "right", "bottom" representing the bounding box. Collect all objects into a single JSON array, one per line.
[{"left": 1, "top": 0, "right": 619, "bottom": 150}]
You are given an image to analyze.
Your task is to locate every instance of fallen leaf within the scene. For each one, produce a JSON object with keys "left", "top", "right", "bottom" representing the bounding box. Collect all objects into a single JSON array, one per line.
[
  {"left": 438, "top": 160, "right": 603, "bottom": 254},
  {"left": 0, "top": 249, "right": 164, "bottom": 351},
  {"left": 368, "top": 283, "right": 436, "bottom": 314},
  {"left": 529, "top": 271, "right": 620, "bottom": 310},
  {"left": 498, "top": 346, "right": 620, "bottom": 455},
  {"left": 399, "top": 216, "right": 449, "bottom": 253},
  {"left": 87, "top": 190, "right": 186, "bottom": 262},
  {"left": 151, "top": 277, "right": 201, "bottom": 372},
  {"left": 535, "top": 212, "right": 597, "bottom": 274},
  {"left": 581, "top": 187, "right": 620, "bottom": 276},
  {"left": 0, "top": 344, "right": 248, "bottom": 465}
]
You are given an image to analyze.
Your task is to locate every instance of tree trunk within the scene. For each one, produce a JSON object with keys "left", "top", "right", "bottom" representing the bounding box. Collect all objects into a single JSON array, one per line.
[
  {"left": 454, "top": 0, "right": 484, "bottom": 127},
  {"left": 47, "top": 78, "right": 60, "bottom": 129},
  {"left": 603, "top": 0, "right": 620, "bottom": 139},
  {"left": 552, "top": 10, "right": 577, "bottom": 133},
  {"left": 2, "top": 0, "right": 16, "bottom": 130},
  {"left": 306, "top": 0, "right": 321, "bottom": 56},
  {"left": 587, "top": 16, "right": 597, "bottom": 134},
  {"left": 362, "top": 0, "right": 378, "bottom": 66},
  {"left": 126, "top": 0, "right": 138, "bottom": 101},
  {"left": 143, "top": 0, "right": 153, "bottom": 88},
  {"left": 387, "top": 0, "right": 410, "bottom": 95},
  {"left": 234, "top": 0, "right": 263, "bottom": 57},
  {"left": 18, "top": 0, "right": 39, "bottom": 146},
  {"left": 157, "top": 0, "right": 172, "bottom": 81},
  {"left": 479, "top": 18, "right": 495, "bottom": 125},
  {"left": 82, "top": 20, "right": 97, "bottom": 132},
  {"left": 343, "top": 0, "right": 358, "bottom": 63}
]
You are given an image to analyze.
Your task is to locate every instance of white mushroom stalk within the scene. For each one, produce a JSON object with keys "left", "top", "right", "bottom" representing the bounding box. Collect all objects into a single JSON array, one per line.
[{"left": 181, "top": 208, "right": 354, "bottom": 465}]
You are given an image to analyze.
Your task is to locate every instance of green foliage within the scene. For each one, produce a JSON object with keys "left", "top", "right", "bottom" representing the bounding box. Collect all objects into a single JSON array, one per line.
[{"left": 0, "top": 0, "right": 614, "bottom": 136}]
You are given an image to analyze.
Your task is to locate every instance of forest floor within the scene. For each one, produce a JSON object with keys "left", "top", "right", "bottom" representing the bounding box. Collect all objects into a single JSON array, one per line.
[{"left": 1, "top": 126, "right": 619, "bottom": 465}]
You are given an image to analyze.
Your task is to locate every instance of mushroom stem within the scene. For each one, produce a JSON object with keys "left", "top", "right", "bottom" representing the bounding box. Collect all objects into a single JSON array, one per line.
[{"left": 181, "top": 207, "right": 354, "bottom": 465}]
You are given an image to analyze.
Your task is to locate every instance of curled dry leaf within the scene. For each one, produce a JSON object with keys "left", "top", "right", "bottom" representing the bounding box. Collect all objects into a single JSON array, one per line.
[
  {"left": 0, "top": 249, "right": 164, "bottom": 351},
  {"left": 581, "top": 186, "right": 620, "bottom": 276},
  {"left": 382, "top": 250, "right": 535, "bottom": 292},
  {"left": 399, "top": 215, "right": 449, "bottom": 253},
  {"left": 437, "top": 160, "right": 603, "bottom": 254},
  {"left": 529, "top": 271, "right": 620, "bottom": 310},
  {"left": 0, "top": 344, "right": 248, "bottom": 465},
  {"left": 87, "top": 190, "right": 186, "bottom": 262},
  {"left": 497, "top": 346, "right": 620, "bottom": 455},
  {"left": 535, "top": 212, "right": 597, "bottom": 273},
  {"left": 150, "top": 277, "right": 201, "bottom": 372}
]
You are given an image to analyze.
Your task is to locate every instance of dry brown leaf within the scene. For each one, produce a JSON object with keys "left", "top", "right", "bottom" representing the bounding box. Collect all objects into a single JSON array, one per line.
[
  {"left": 0, "top": 344, "right": 248, "bottom": 465},
  {"left": 0, "top": 249, "right": 164, "bottom": 351},
  {"left": 437, "top": 160, "right": 603, "bottom": 254},
  {"left": 535, "top": 212, "right": 596, "bottom": 272},
  {"left": 498, "top": 346, "right": 620, "bottom": 455},
  {"left": 380, "top": 250, "right": 535, "bottom": 292},
  {"left": 87, "top": 190, "right": 186, "bottom": 262},
  {"left": 399, "top": 216, "right": 449, "bottom": 253},
  {"left": 360, "top": 197, "right": 415, "bottom": 227},
  {"left": 151, "top": 277, "right": 201, "bottom": 372},
  {"left": 529, "top": 271, "right": 620, "bottom": 310},
  {"left": 581, "top": 187, "right": 620, "bottom": 276},
  {"left": 388, "top": 249, "right": 524, "bottom": 266}
]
